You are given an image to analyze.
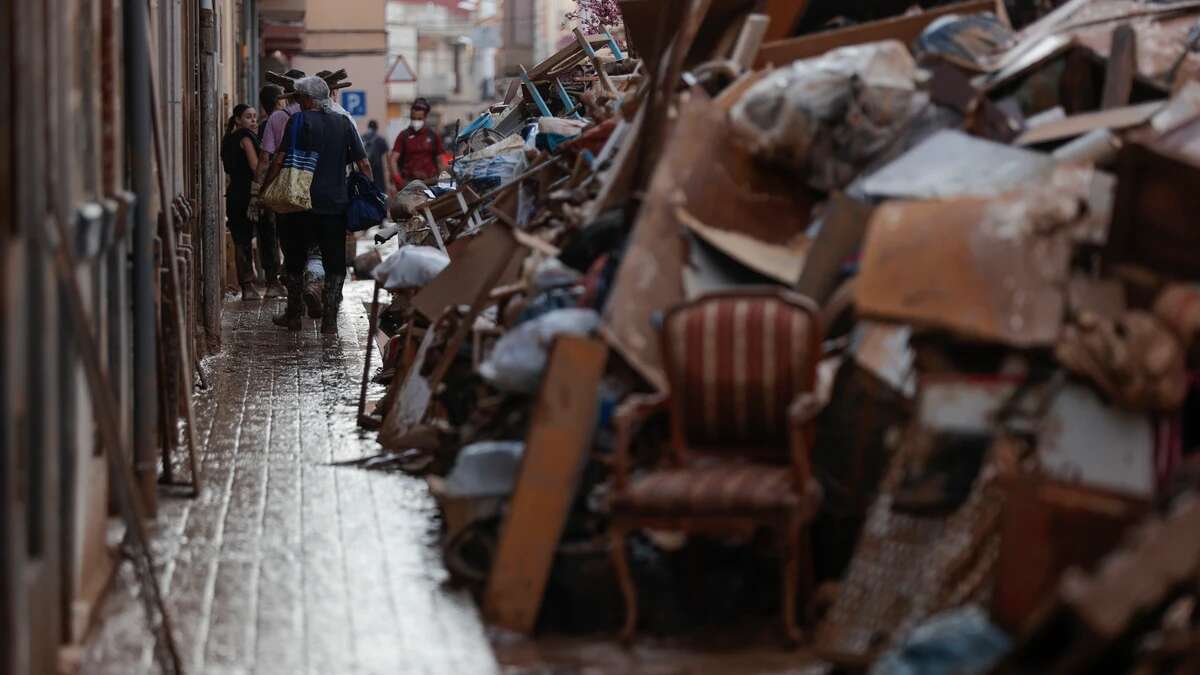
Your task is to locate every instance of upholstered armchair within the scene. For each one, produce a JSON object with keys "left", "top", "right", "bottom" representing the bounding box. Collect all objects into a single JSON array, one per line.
[{"left": 608, "top": 288, "right": 825, "bottom": 644}]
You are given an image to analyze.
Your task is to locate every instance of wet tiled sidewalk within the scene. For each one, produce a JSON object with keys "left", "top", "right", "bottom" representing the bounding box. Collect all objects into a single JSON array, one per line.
[{"left": 83, "top": 281, "right": 498, "bottom": 675}]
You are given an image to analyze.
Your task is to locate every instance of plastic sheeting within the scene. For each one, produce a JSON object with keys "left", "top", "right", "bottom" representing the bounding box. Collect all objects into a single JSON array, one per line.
[
  {"left": 870, "top": 606, "right": 1010, "bottom": 675},
  {"left": 453, "top": 134, "right": 528, "bottom": 191}
]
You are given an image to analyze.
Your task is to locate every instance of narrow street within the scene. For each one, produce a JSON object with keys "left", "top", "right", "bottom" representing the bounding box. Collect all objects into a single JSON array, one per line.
[{"left": 82, "top": 283, "right": 497, "bottom": 675}]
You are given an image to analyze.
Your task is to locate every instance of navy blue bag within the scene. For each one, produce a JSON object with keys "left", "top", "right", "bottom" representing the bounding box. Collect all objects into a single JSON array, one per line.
[{"left": 345, "top": 170, "right": 387, "bottom": 232}]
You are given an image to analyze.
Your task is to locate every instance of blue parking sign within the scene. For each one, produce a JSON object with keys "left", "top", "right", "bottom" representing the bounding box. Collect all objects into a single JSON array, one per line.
[{"left": 341, "top": 90, "right": 367, "bottom": 116}]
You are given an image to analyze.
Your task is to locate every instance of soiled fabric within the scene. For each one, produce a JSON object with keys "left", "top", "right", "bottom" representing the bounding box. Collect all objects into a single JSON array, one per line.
[
  {"left": 1055, "top": 310, "right": 1188, "bottom": 412},
  {"left": 729, "top": 40, "right": 925, "bottom": 192},
  {"left": 612, "top": 465, "right": 821, "bottom": 517}
]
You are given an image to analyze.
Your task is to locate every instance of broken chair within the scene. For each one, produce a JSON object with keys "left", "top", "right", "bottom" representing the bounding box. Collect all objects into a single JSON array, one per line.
[{"left": 608, "top": 288, "right": 825, "bottom": 644}]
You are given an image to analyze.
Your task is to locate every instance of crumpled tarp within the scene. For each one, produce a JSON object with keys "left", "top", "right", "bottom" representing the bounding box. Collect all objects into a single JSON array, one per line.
[
  {"left": 729, "top": 40, "right": 927, "bottom": 192},
  {"left": 870, "top": 606, "right": 1010, "bottom": 675}
]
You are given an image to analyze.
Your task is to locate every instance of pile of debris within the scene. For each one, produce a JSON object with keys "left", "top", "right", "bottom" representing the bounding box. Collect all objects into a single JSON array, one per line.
[{"left": 351, "top": 1, "right": 1200, "bottom": 671}]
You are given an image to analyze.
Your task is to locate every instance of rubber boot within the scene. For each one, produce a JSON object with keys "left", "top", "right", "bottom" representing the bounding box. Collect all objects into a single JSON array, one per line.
[
  {"left": 321, "top": 274, "right": 344, "bottom": 334},
  {"left": 272, "top": 274, "right": 303, "bottom": 331}
]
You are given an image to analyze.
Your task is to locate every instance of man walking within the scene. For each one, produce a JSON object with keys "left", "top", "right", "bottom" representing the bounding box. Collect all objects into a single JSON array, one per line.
[
  {"left": 261, "top": 76, "right": 372, "bottom": 334},
  {"left": 254, "top": 69, "right": 327, "bottom": 319},
  {"left": 363, "top": 119, "right": 392, "bottom": 195},
  {"left": 390, "top": 98, "right": 444, "bottom": 189}
]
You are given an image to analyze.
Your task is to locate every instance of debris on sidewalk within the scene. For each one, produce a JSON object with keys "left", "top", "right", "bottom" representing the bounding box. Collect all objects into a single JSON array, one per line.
[{"left": 341, "top": 0, "right": 1200, "bottom": 669}]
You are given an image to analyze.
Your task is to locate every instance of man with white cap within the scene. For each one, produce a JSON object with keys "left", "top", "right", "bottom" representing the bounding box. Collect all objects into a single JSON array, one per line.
[{"left": 261, "top": 75, "right": 373, "bottom": 334}]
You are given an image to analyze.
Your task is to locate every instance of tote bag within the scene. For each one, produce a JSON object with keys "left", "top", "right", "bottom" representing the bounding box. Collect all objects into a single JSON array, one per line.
[{"left": 261, "top": 111, "right": 317, "bottom": 214}]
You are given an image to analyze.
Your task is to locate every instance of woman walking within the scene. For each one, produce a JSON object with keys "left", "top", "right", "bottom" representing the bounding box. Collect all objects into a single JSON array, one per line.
[{"left": 221, "top": 103, "right": 273, "bottom": 299}]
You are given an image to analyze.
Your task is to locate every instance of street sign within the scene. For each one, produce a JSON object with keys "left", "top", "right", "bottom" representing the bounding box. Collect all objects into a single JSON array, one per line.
[{"left": 341, "top": 90, "right": 367, "bottom": 116}]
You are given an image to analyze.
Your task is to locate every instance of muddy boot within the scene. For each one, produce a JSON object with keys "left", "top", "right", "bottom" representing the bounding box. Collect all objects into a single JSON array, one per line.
[
  {"left": 272, "top": 275, "right": 303, "bottom": 331},
  {"left": 321, "top": 274, "right": 344, "bottom": 334},
  {"left": 234, "top": 242, "right": 257, "bottom": 298},
  {"left": 303, "top": 250, "right": 325, "bottom": 318}
]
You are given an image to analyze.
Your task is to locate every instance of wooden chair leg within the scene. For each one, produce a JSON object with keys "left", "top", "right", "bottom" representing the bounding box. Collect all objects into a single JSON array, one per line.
[
  {"left": 799, "top": 524, "right": 816, "bottom": 613},
  {"left": 609, "top": 527, "right": 638, "bottom": 645},
  {"left": 781, "top": 519, "right": 803, "bottom": 646}
]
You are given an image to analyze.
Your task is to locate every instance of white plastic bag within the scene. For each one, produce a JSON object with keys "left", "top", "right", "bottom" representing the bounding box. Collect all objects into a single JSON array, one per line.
[
  {"left": 373, "top": 245, "right": 450, "bottom": 290},
  {"left": 478, "top": 309, "right": 600, "bottom": 393},
  {"left": 445, "top": 441, "right": 525, "bottom": 498}
]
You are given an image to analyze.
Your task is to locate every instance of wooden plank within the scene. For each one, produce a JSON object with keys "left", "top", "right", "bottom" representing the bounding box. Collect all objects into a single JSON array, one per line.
[
  {"left": 992, "top": 477, "right": 1147, "bottom": 632},
  {"left": 483, "top": 336, "right": 608, "bottom": 634},
  {"left": 795, "top": 193, "right": 876, "bottom": 305},
  {"left": 1101, "top": 24, "right": 1137, "bottom": 109},
  {"left": 411, "top": 224, "right": 523, "bottom": 322},
  {"left": 755, "top": 0, "right": 995, "bottom": 68},
  {"left": 762, "top": 0, "right": 809, "bottom": 41},
  {"left": 1015, "top": 101, "right": 1162, "bottom": 146}
]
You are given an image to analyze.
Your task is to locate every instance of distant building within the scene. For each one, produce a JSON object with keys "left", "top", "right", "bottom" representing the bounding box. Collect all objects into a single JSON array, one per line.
[
  {"left": 260, "top": 0, "right": 389, "bottom": 134},
  {"left": 498, "top": 0, "right": 575, "bottom": 77},
  {"left": 385, "top": 0, "right": 500, "bottom": 139}
]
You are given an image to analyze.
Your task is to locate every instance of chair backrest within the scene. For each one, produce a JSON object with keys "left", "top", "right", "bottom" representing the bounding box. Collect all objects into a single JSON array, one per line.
[{"left": 660, "top": 288, "right": 821, "bottom": 459}]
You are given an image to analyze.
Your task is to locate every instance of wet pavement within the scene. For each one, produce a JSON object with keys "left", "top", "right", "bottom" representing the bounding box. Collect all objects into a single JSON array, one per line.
[{"left": 82, "top": 280, "right": 498, "bottom": 675}]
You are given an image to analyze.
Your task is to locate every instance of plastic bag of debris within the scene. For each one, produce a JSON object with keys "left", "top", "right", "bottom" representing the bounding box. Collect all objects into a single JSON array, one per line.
[
  {"left": 445, "top": 441, "right": 525, "bottom": 498},
  {"left": 454, "top": 134, "right": 528, "bottom": 191},
  {"left": 373, "top": 245, "right": 450, "bottom": 290},
  {"left": 729, "top": 40, "right": 926, "bottom": 192},
  {"left": 479, "top": 308, "right": 600, "bottom": 393},
  {"left": 389, "top": 179, "right": 434, "bottom": 220},
  {"left": 870, "top": 605, "right": 1010, "bottom": 675}
]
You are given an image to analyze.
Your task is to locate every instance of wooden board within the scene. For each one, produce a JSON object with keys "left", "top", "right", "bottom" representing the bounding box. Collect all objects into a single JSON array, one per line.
[
  {"left": 992, "top": 477, "right": 1147, "bottom": 632},
  {"left": 1015, "top": 101, "right": 1162, "bottom": 146},
  {"left": 795, "top": 193, "right": 876, "bottom": 306},
  {"left": 762, "top": 0, "right": 810, "bottom": 41},
  {"left": 483, "top": 337, "right": 609, "bottom": 634},
  {"left": 411, "top": 224, "right": 523, "bottom": 322},
  {"left": 756, "top": 0, "right": 997, "bottom": 68}
]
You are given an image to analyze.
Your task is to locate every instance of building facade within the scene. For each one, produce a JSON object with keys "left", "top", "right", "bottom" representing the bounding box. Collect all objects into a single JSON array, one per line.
[{"left": 4, "top": 1, "right": 272, "bottom": 672}]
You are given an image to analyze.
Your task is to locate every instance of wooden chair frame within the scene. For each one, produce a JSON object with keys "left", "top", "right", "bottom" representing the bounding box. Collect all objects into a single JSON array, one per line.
[{"left": 608, "top": 288, "right": 823, "bottom": 644}]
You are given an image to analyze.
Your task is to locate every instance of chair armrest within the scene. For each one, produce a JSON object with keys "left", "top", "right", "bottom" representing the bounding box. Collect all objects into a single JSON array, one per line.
[
  {"left": 611, "top": 393, "right": 670, "bottom": 491},
  {"left": 787, "top": 392, "right": 822, "bottom": 489}
]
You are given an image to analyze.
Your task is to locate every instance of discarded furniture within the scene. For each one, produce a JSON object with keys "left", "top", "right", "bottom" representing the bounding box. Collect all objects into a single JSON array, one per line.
[
  {"left": 483, "top": 337, "right": 609, "bottom": 633},
  {"left": 607, "top": 288, "right": 824, "bottom": 644}
]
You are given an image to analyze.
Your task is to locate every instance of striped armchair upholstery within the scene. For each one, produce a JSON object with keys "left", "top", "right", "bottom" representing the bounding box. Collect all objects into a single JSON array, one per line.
[
  {"left": 661, "top": 290, "right": 821, "bottom": 456},
  {"left": 607, "top": 288, "right": 824, "bottom": 645}
]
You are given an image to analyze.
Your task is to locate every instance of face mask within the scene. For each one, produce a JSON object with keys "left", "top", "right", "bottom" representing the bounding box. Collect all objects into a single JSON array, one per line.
[{"left": 411, "top": 119, "right": 425, "bottom": 130}]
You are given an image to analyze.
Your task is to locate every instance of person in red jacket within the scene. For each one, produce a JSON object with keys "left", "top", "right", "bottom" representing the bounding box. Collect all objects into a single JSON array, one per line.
[{"left": 390, "top": 98, "right": 445, "bottom": 188}]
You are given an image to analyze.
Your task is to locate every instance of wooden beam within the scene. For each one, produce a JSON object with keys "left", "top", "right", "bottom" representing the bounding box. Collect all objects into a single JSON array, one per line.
[
  {"left": 483, "top": 337, "right": 608, "bottom": 634},
  {"left": 755, "top": 0, "right": 996, "bottom": 68},
  {"left": 762, "top": 0, "right": 808, "bottom": 41}
]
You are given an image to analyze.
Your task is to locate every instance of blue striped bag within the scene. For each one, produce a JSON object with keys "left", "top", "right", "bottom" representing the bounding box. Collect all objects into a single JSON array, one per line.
[{"left": 262, "top": 111, "right": 318, "bottom": 213}]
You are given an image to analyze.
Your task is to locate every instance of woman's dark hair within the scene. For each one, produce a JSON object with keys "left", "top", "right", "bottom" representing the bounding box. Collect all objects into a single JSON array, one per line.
[
  {"left": 224, "top": 103, "right": 252, "bottom": 137},
  {"left": 259, "top": 85, "right": 283, "bottom": 114}
]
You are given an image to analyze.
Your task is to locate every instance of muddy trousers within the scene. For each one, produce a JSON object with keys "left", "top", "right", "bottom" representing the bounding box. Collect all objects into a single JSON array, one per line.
[
  {"left": 280, "top": 211, "right": 347, "bottom": 322},
  {"left": 226, "top": 200, "right": 280, "bottom": 285}
]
